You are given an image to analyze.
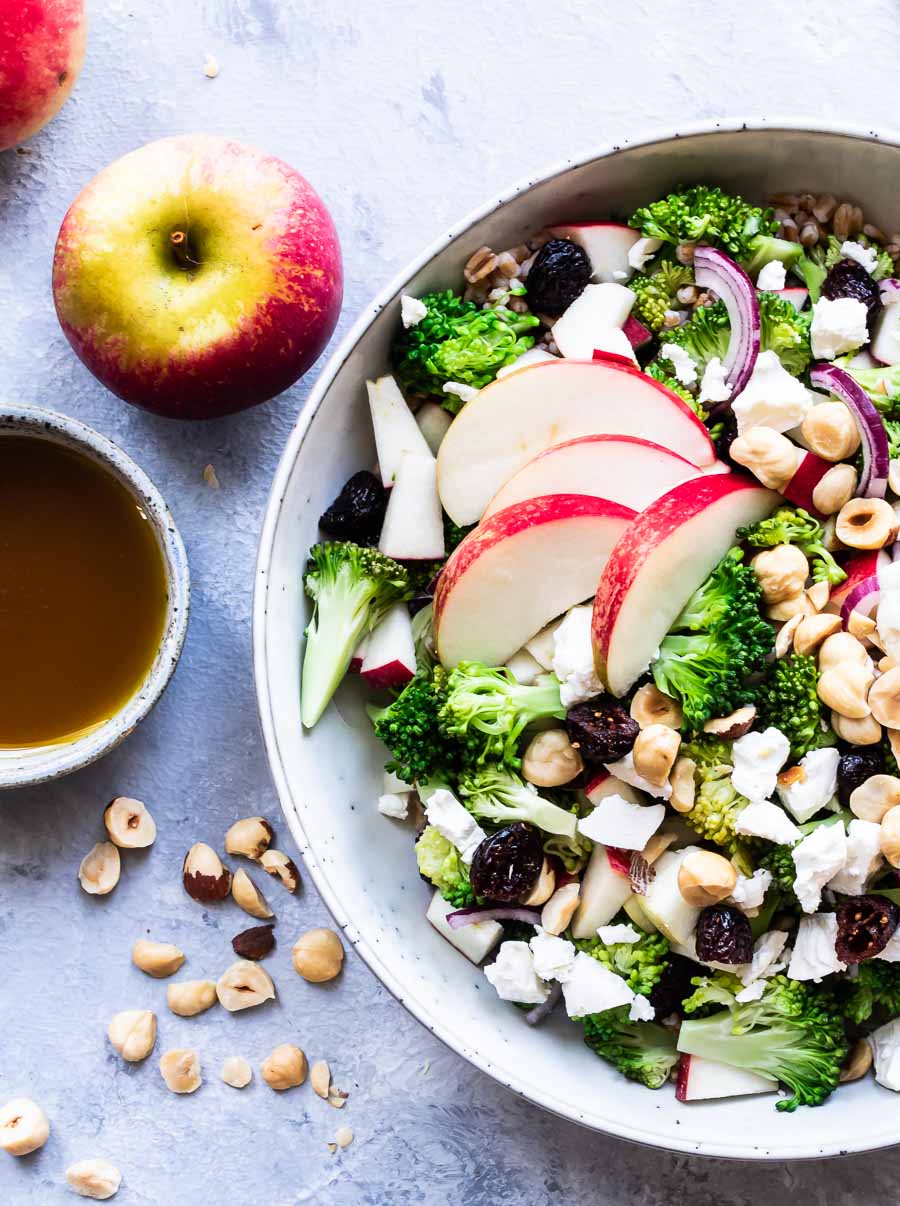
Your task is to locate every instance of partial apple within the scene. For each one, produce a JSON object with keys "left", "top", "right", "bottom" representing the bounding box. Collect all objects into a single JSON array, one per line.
[
  {"left": 433, "top": 494, "right": 635, "bottom": 668},
  {"left": 0, "top": 0, "right": 86, "bottom": 151},
  {"left": 546, "top": 223, "right": 640, "bottom": 283},
  {"left": 52, "top": 134, "right": 342, "bottom": 419},
  {"left": 436, "top": 358, "right": 716, "bottom": 525},
  {"left": 593, "top": 476, "right": 778, "bottom": 696}
]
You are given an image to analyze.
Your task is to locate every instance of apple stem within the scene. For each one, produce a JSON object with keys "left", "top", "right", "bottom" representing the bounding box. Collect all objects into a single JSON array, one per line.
[{"left": 169, "top": 229, "right": 196, "bottom": 270}]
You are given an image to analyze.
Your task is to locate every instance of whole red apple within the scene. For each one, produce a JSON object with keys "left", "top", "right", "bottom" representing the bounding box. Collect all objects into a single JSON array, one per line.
[
  {"left": 0, "top": 0, "right": 86, "bottom": 151},
  {"left": 52, "top": 134, "right": 343, "bottom": 419}
]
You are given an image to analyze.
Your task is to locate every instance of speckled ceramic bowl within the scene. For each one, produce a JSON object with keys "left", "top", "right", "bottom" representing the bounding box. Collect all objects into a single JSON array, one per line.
[
  {"left": 0, "top": 404, "right": 190, "bottom": 788},
  {"left": 254, "top": 120, "right": 900, "bottom": 1159}
]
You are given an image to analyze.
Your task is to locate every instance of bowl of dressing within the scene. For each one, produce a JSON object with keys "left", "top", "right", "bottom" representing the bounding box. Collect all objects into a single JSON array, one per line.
[{"left": 0, "top": 403, "right": 190, "bottom": 788}]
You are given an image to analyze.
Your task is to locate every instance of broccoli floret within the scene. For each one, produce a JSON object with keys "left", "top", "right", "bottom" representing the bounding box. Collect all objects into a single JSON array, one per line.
[
  {"left": 757, "top": 843, "right": 800, "bottom": 912},
  {"left": 581, "top": 1006, "right": 679, "bottom": 1089},
  {"left": 644, "top": 361, "right": 703, "bottom": 413},
  {"left": 415, "top": 825, "right": 474, "bottom": 907},
  {"left": 628, "top": 260, "right": 694, "bottom": 332},
  {"left": 370, "top": 669, "right": 458, "bottom": 783},
  {"left": 738, "top": 505, "right": 847, "bottom": 586},
  {"left": 302, "top": 542, "right": 412, "bottom": 728},
  {"left": 679, "top": 736, "right": 758, "bottom": 875},
  {"left": 840, "top": 360, "right": 900, "bottom": 413},
  {"left": 839, "top": 959, "right": 900, "bottom": 1026},
  {"left": 542, "top": 816, "right": 593, "bottom": 873},
  {"left": 392, "top": 290, "right": 540, "bottom": 405},
  {"left": 457, "top": 767, "right": 577, "bottom": 837},
  {"left": 657, "top": 302, "right": 729, "bottom": 377},
  {"left": 741, "top": 236, "right": 808, "bottom": 283},
  {"left": 629, "top": 185, "right": 778, "bottom": 262},
  {"left": 577, "top": 929, "right": 670, "bottom": 997},
  {"left": 756, "top": 654, "right": 836, "bottom": 762},
  {"left": 651, "top": 548, "right": 773, "bottom": 731}
]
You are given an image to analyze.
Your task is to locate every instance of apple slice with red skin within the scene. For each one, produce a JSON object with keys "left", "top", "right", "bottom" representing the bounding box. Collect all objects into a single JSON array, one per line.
[
  {"left": 675, "top": 1054, "right": 777, "bottom": 1102},
  {"left": 829, "top": 549, "right": 891, "bottom": 611},
  {"left": 772, "top": 286, "right": 809, "bottom": 313},
  {"left": 433, "top": 494, "right": 635, "bottom": 668},
  {"left": 546, "top": 223, "right": 640, "bottom": 283},
  {"left": 436, "top": 358, "right": 716, "bottom": 526},
  {"left": 570, "top": 843, "right": 634, "bottom": 939},
  {"left": 780, "top": 448, "right": 833, "bottom": 518},
  {"left": 592, "top": 475, "right": 779, "bottom": 697},
  {"left": 360, "top": 603, "right": 415, "bottom": 690}
]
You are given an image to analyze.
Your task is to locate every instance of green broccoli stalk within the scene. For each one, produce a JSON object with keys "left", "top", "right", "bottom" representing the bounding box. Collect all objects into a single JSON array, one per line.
[
  {"left": 741, "top": 235, "right": 808, "bottom": 283},
  {"left": 629, "top": 185, "right": 778, "bottom": 262},
  {"left": 415, "top": 825, "right": 474, "bottom": 907},
  {"left": 678, "top": 736, "right": 758, "bottom": 874},
  {"left": 302, "top": 542, "right": 412, "bottom": 728},
  {"left": 370, "top": 668, "right": 457, "bottom": 783},
  {"left": 392, "top": 290, "right": 540, "bottom": 406},
  {"left": 839, "top": 359, "right": 900, "bottom": 414},
  {"left": 678, "top": 973, "right": 849, "bottom": 1111},
  {"left": 543, "top": 820, "right": 593, "bottom": 873},
  {"left": 839, "top": 959, "right": 900, "bottom": 1026},
  {"left": 755, "top": 653, "right": 835, "bottom": 761},
  {"left": 628, "top": 260, "right": 694, "bottom": 332},
  {"left": 457, "top": 767, "right": 577, "bottom": 837},
  {"left": 581, "top": 1006, "right": 679, "bottom": 1089},
  {"left": 738, "top": 505, "right": 846, "bottom": 586},
  {"left": 576, "top": 928, "right": 670, "bottom": 997}
]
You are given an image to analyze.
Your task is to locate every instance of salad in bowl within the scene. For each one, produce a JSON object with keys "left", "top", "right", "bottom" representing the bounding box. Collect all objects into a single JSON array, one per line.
[{"left": 299, "top": 182, "right": 900, "bottom": 1113}]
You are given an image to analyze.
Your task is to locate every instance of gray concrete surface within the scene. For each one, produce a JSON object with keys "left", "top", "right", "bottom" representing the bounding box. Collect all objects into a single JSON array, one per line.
[{"left": 2, "top": 0, "right": 899, "bottom": 1200}]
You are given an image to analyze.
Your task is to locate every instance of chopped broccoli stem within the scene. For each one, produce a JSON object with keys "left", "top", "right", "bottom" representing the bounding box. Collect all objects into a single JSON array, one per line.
[
  {"left": 415, "top": 825, "right": 474, "bottom": 907},
  {"left": 581, "top": 1006, "right": 679, "bottom": 1089},
  {"left": 457, "top": 767, "right": 577, "bottom": 837}
]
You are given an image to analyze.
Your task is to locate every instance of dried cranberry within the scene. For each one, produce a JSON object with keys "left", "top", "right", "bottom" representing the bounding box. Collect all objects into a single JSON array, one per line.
[
  {"left": 695, "top": 904, "right": 753, "bottom": 965},
  {"left": 837, "top": 748, "right": 884, "bottom": 808},
  {"left": 319, "top": 470, "right": 387, "bottom": 546},
  {"left": 649, "top": 953, "right": 705, "bottom": 1020},
  {"left": 566, "top": 695, "right": 639, "bottom": 762},
  {"left": 713, "top": 410, "right": 740, "bottom": 463},
  {"left": 822, "top": 259, "right": 882, "bottom": 327},
  {"left": 835, "top": 895, "right": 900, "bottom": 963},
  {"left": 469, "top": 823, "right": 543, "bottom": 902},
  {"left": 525, "top": 239, "right": 592, "bottom": 317}
]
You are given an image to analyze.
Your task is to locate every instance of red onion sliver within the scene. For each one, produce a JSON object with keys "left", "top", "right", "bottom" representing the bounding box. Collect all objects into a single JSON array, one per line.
[
  {"left": 840, "top": 573, "right": 881, "bottom": 626},
  {"left": 809, "top": 362, "right": 889, "bottom": 499},
  {"left": 525, "top": 980, "right": 562, "bottom": 1026},
  {"left": 693, "top": 246, "right": 761, "bottom": 405},
  {"left": 446, "top": 905, "right": 542, "bottom": 930}
]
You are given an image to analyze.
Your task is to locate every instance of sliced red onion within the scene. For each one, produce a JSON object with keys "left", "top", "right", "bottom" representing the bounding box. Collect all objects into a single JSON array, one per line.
[
  {"left": 445, "top": 905, "right": 542, "bottom": 930},
  {"left": 693, "top": 246, "right": 760, "bottom": 406},
  {"left": 809, "top": 362, "right": 889, "bottom": 498},
  {"left": 525, "top": 980, "right": 562, "bottom": 1026},
  {"left": 623, "top": 315, "right": 652, "bottom": 351},
  {"left": 840, "top": 574, "right": 881, "bottom": 626}
]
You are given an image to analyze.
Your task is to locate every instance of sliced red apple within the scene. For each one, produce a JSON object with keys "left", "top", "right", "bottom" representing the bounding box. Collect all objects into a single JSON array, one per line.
[
  {"left": 830, "top": 549, "right": 890, "bottom": 611},
  {"left": 546, "top": 222, "right": 641, "bottom": 283},
  {"left": 773, "top": 286, "right": 809, "bottom": 313},
  {"left": 433, "top": 494, "right": 635, "bottom": 668},
  {"left": 584, "top": 769, "right": 643, "bottom": 807},
  {"left": 483, "top": 435, "right": 706, "bottom": 520},
  {"left": 360, "top": 603, "right": 415, "bottom": 690},
  {"left": 780, "top": 448, "right": 832, "bottom": 517},
  {"left": 675, "top": 1054, "right": 777, "bottom": 1102},
  {"left": 436, "top": 359, "right": 716, "bottom": 526},
  {"left": 593, "top": 476, "right": 778, "bottom": 696},
  {"left": 570, "top": 843, "right": 634, "bottom": 939},
  {"left": 367, "top": 374, "right": 432, "bottom": 487},
  {"left": 623, "top": 315, "right": 652, "bottom": 350}
]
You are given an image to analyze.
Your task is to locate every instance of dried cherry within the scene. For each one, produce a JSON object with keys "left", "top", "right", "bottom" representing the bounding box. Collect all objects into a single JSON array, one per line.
[
  {"left": 649, "top": 952, "right": 705, "bottom": 1020},
  {"left": 319, "top": 470, "right": 387, "bottom": 545},
  {"left": 526, "top": 238, "right": 592, "bottom": 317},
  {"left": 566, "top": 695, "right": 639, "bottom": 763},
  {"left": 695, "top": 904, "right": 753, "bottom": 965},
  {"left": 469, "top": 823, "right": 543, "bottom": 902},
  {"left": 835, "top": 894, "right": 900, "bottom": 963},
  {"left": 837, "top": 748, "right": 884, "bottom": 809},
  {"left": 822, "top": 259, "right": 882, "bottom": 327}
]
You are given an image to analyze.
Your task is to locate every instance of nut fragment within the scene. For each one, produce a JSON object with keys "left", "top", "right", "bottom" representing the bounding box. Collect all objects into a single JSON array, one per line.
[
  {"left": 132, "top": 939, "right": 185, "bottom": 978},
  {"left": 831, "top": 711, "right": 883, "bottom": 746},
  {"left": 216, "top": 959, "right": 276, "bottom": 1011},
  {"left": 310, "top": 1059, "right": 331, "bottom": 1099},
  {"left": 670, "top": 756, "right": 697, "bottom": 814},
  {"left": 766, "top": 592, "right": 812, "bottom": 622},
  {"left": 103, "top": 797, "right": 156, "bottom": 849},
  {"left": 629, "top": 683, "right": 683, "bottom": 730},
  {"left": 801, "top": 402, "right": 861, "bottom": 461},
  {"left": 677, "top": 850, "right": 737, "bottom": 907},
  {"left": 806, "top": 579, "right": 831, "bottom": 612},
  {"left": 642, "top": 831, "right": 678, "bottom": 865},
  {"left": 335, "top": 1126, "right": 354, "bottom": 1149},
  {"left": 869, "top": 666, "right": 900, "bottom": 728},
  {"left": 819, "top": 631, "right": 873, "bottom": 673},
  {"left": 220, "top": 1056, "right": 252, "bottom": 1088},
  {"left": 835, "top": 497, "right": 898, "bottom": 550},
  {"left": 159, "top": 1048, "right": 202, "bottom": 1094},
  {"left": 166, "top": 980, "right": 217, "bottom": 1017},
  {"left": 224, "top": 816, "right": 274, "bottom": 861},
  {"left": 881, "top": 804, "right": 900, "bottom": 868},
  {"left": 292, "top": 928, "right": 344, "bottom": 982},
  {"left": 182, "top": 843, "right": 231, "bottom": 903},
  {"left": 78, "top": 842, "right": 121, "bottom": 896},
  {"left": 0, "top": 1097, "right": 49, "bottom": 1155},
  {"left": 107, "top": 1010, "right": 157, "bottom": 1061},
  {"left": 812, "top": 463, "right": 858, "bottom": 516},
  {"left": 817, "top": 665, "right": 873, "bottom": 718},
  {"left": 793, "top": 612, "right": 842, "bottom": 657},
  {"left": 849, "top": 774, "right": 900, "bottom": 823},
  {"left": 231, "top": 868, "right": 274, "bottom": 920},
  {"left": 521, "top": 728, "right": 583, "bottom": 787},
  {"left": 848, "top": 609, "right": 878, "bottom": 641},
  {"left": 840, "top": 1038, "right": 874, "bottom": 1083},
  {"left": 260, "top": 849, "right": 300, "bottom": 893},
  {"left": 519, "top": 858, "right": 556, "bottom": 907},
  {"left": 702, "top": 705, "right": 756, "bottom": 740},
  {"left": 632, "top": 723, "right": 681, "bottom": 786},
  {"left": 261, "top": 1043, "right": 307, "bottom": 1091},
  {"left": 65, "top": 1158, "right": 122, "bottom": 1199},
  {"left": 540, "top": 882, "right": 579, "bottom": 935},
  {"left": 775, "top": 613, "right": 804, "bottom": 658},
  {"left": 232, "top": 924, "right": 276, "bottom": 961}
]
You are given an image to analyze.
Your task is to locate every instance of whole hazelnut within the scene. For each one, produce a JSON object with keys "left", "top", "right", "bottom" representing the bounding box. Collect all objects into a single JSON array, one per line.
[
  {"left": 166, "top": 980, "right": 217, "bottom": 1017},
  {"left": 103, "top": 796, "right": 156, "bottom": 849},
  {"left": 220, "top": 1056, "right": 252, "bottom": 1089},
  {"left": 132, "top": 939, "right": 185, "bottom": 979},
  {"left": 540, "top": 882, "right": 580, "bottom": 935},
  {"left": 64, "top": 1157, "right": 122, "bottom": 1200},
  {"left": 0, "top": 1097, "right": 49, "bottom": 1156},
  {"left": 231, "top": 924, "right": 276, "bottom": 961},
  {"left": 629, "top": 683, "right": 683, "bottom": 729},
  {"left": 231, "top": 868, "right": 274, "bottom": 920},
  {"left": 225, "top": 816, "right": 274, "bottom": 861},
  {"left": 107, "top": 1009, "right": 157, "bottom": 1061},
  {"left": 216, "top": 959, "right": 276, "bottom": 1011},
  {"left": 182, "top": 843, "right": 231, "bottom": 903},
  {"left": 520, "top": 729, "right": 583, "bottom": 787},
  {"left": 261, "top": 1043, "right": 307, "bottom": 1091},
  {"left": 881, "top": 804, "right": 900, "bottom": 869},
  {"left": 260, "top": 849, "right": 300, "bottom": 893},
  {"left": 849, "top": 774, "right": 900, "bottom": 823},
  {"left": 677, "top": 849, "right": 737, "bottom": 907},
  {"left": 159, "top": 1049, "right": 202, "bottom": 1094},
  {"left": 292, "top": 928, "right": 344, "bottom": 983},
  {"left": 78, "top": 842, "right": 121, "bottom": 896}
]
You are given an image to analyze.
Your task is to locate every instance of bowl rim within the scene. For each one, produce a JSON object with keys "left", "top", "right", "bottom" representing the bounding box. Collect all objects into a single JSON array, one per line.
[{"left": 254, "top": 117, "right": 900, "bottom": 1159}]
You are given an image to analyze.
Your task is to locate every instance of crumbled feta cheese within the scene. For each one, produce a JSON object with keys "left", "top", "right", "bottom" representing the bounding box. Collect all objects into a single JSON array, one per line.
[
  {"left": 776, "top": 747, "right": 840, "bottom": 823},
  {"left": 698, "top": 356, "right": 732, "bottom": 405},
  {"left": 596, "top": 923, "right": 641, "bottom": 945},
  {"left": 731, "top": 351, "right": 813, "bottom": 435},
  {"left": 732, "top": 727, "right": 791, "bottom": 803},
  {"left": 841, "top": 240, "right": 879, "bottom": 275},
  {"left": 811, "top": 296, "right": 870, "bottom": 360},
  {"left": 792, "top": 821, "right": 847, "bottom": 913},
  {"left": 442, "top": 381, "right": 479, "bottom": 406},
  {"left": 742, "top": 930, "right": 788, "bottom": 986},
  {"left": 628, "top": 994, "right": 656, "bottom": 1021},
  {"left": 577, "top": 794, "right": 665, "bottom": 850},
  {"left": 604, "top": 751, "right": 672, "bottom": 800},
  {"left": 756, "top": 260, "right": 787, "bottom": 291},
  {"left": 561, "top": 951, "right": 634, "bottom": 1019},
  {"left": 377, "top": 793, "right": 409, "bottom": 819},
  {"left": 870, "top": 1017, "right": 900, "bottom": 1090},
  {"left": 552, "top": 605, "right": 604, "bottom": 708},
  {"left": 400, "top": 294, "right": 428, "bottom": 328},
  {"left": 735, "top": 980, "right": 767, "bottom": 1003},
  {"left": 529, "top": 928, "right": 576, "bottom": 981},
  {"left": 659, "top": 341, "right": 698, "bottom": 386},
  {"left": 496, "top": 347, "right": 558, "bottom": 379},
  {"left": 730, "top": 868, "right": 773, "bottom": 912},
  {"left": 384, "top": 767, "right": 412, "bottom": 794},
  {"left": 627, "top": 236, "right": 663, "bottom": 271},
  {"left": 829, "top": 819, "right": 883, "bottom": 895},
  {"left": 735, "top": 800, "right": 802, "bottom": 845},
  {"left": 425, "top": 789, "right": 486, "bottom": 864},
  {"left": 787, "top": 914, "right": 846, "bottom": 982},
  {"left": 484, "top": 941, "right": 550, "bottom": 1004}
]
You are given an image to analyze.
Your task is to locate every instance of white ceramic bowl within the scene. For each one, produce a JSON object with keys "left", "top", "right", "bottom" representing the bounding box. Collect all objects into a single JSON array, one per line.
[
  {"left": 254, "top": 120, "right": 900, "bottom": 1159},
  {"left": 0, "top": 404, "right": 190, "bottom": 788}
]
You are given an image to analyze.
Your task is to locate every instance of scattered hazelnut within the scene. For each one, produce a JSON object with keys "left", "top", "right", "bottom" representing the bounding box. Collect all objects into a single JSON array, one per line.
[
  {"left": 793, "top": 612, "right": 842, "bottom": 657},
  {"left": 225, "top": 816, "right": 274, "bottom": 861},
  {"left": 166, "top": 980, "right": 217, "bottom": 1017},
  {"left": 107, "top": 1009, "right": 157, "bottom": 1061},
  {"left": 883, "top": 656, "right": 900, "bottom": 674},
  {"left": 831, "top": 711, "right": 883, "bottom": 746},
  {"left": 221, "top": 1057, "right": 252, "bottom": 1088},
  {"left": 702, "top": 705, "right": 756, "bottom": 740},
  {"left": 869, "top": 666, "right": 900, "bottom": 728},
  {"left": 806, "top": 579, "right": 832, "bottom": 612},
  {"left": 231, "top": 924, "right": 276, "bottom": 961},
  {"left": 669, "top": 756, "right": 697, "bottom": 814},
  {"left": 519, "top": 858, "right": 556, "bottom": 907},
  {"left": 292, "top": 928, "right": 344, "bottom": 982},
  {"left": 835, "top": 497, "right": 898, "bottom": 550},
  {"left": 817, "top": 664, "right": 873, "bottom": 719},
  {"left": 261, "top": 1043, "right": 307, "bottom": 1091},
  {"left": 65, "top": 1158, "right": 122, "bottom": 1199},
  {"left": 818, "top": 631, "right": 873, "bottom": 673},
  {"left": 848, "top": 609, "right": 878, "bottom": 642},
  {"left": 677, "top": 849, "right": 737, "bottom": 907},
  {"left": 642, "top": 831, "right": 678, "bottom": 865},
  {"left": 888, "top": 729, "right": 900, "bottom": 768},
  {"left": 0, "top": 1097, "right": 49, "bottom": 1156},
  {"left": 840, "top": 1038, "right": 874, "bottom": 1083},
  {"left": 882, "top": 805, "right": 900, "bottom": 869},
  {"left": 182, "top": 843, "right": 231, "bottom": 903},
  {"left": 729, "top": 427, "right": 800, "bottom": 490},
  {"left": 751, "top": 544, "right": 809, "bottom": 603},
  {"left": 849, "top": 774, "right": 900, "bottom": 823},
  {"left": 775, "top": 613, "right": 804, "bottom": 658},
  {"left": 335, "top": 1125, "right": 354, "bottom": 1149},
  {"left": 310, "top": 1059, "right": 331, "bottom": 1099},
  {"left": 78, "top": 842, "right": 121, "bottom": 896},
  {"left": 132, "top": 939, "right": 185, "bottom": 978},
  {"left": 629, "top": 683, "right": 683, "bottom": 730},
  {"left": 159, "top": 1048, "right": 202, "bottom": 1094},
  {"left": 801, "top": 401, "right": 861, "bottom": 461},
  {"left": 231, "top": 868, "right": 274, "bottom": 920},
  {"left": 632, "top": 723, "right": 680, "bottom": 786},
  {"left": 766, "top": 591, "right": 813, "bottom": 622},
  {"left": 812, "top": 462, "right": 858, "bottom": 516},
  {"left": 103, "top": 797, "right": 156, "bottom": 849},
  {"left": 216, "top": 959, "right": 276, "bottom": 1011},
  {"left": 540, "top": 882, "right": 580, "bottom": 935},
  {"left": 260, "top": 849, "right": 300, "bottom": 893},
  {"left": 520, "top": 729, "right": 583, "bottom": 787}
]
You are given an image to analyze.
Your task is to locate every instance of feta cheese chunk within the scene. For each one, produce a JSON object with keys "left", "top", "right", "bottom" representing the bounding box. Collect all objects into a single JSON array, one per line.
[
  {"left": 811, "top": 296, "right": 870, "bottom": 360},
  {"left": 870, "top": 1017, "right": 900, "bottom": 1090},
  {"left": 730, "top": 868, "right": 773, "bottom": 912},
  {"left": 400, "top": 293, "right": 427, "bottom": 328},
  {"left": 735, "top": 800, "right": 802, "bottom": 846},
  {"left": 742, "top": 930, "right": 788, "bottom": 986},
  {"left": 659, "top": 342, "right": 698, "bottom": 386},
  {"left": 561, "top": 951, "right": 634, "bottom": 1018},
  {"left": 628, "top": 994, "right": 656, "bottom": 1021},
  {"left": 442, "top": 381, "right": 479, "bottom": 406},
  {"left": 792, "top": 821, "right": 847, "bottom": 913},
  {"left": 552, "top": 605, "right": 604, "bottom": 707},
  {"left": 756, "top": 260, "right": 787, "bottom": 291},
  {"left": 841, "top": 240, "right": 879, "bottom": 274},
  {"left": 577, "top": 794, "right": 665, "bottom": 850},
  {"left": 732, "top": 728, "right": 791, "bottom": 803},
  {"left": 776, "top": 747, "right": 840, "bottom": 823},
  {"left": 698, "top": 356, "right": 731, "bottom": 406},
  {"left": 829, "top": 819, "right": 883, "bottom": 895},
  {"left": 425, "top": 789, "right": 486, "bottom": 864},
  {"left": 604, "top": 751, "right": 672, "bottom": 800},
  {"left": 484, "top": 941, "right": 550, "bottom": 1004},
  {"left": 627, "top": 236, "right": 663, "bottom": 271},
  {"left": 787, "top": 914, "right": 846, "bottom": 982},
  {"left": 529, "top": 928, "right": 576, "bottom": 982},
  {"left": 732, "top": 351, "right": 813, "bottom": 435},
  {"left": 596, "top": 923, "right": 641, "bottom": 945},
  {"left": 377, "top": 793, "right": 409, "bottom": 820}
]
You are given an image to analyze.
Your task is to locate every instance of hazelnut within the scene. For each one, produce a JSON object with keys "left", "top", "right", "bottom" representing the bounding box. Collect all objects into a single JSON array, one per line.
[
  {"left": 78, "top": 842, "right": 121, "bottom": 896},
  {"left": 231, "top": 924, "right": 276, "bottom": 961},
  {"left": 260, "top": 849, "right": 300, "bottom": 893},
  {"left": 103, "top": 796, "right": 156, "bottom": 849},
  {"left": 813, "top": 463, "right": 858, "bottom": 516},
  {"left": 775, "top": 613, "right": 804, "bottom": 658},
  {"left": 159, "top": 1048, "right": 201, "bottom": 1094},
  {"left": 801, "top": 401, "right": 861, "bottom": 461},
  {"left": 766, "top": 592, "right": 813, "bottom": 622},
  {"left": 848, "top": 609, "right": 878, "bottom": 642},
  {"left": 520, "top": 858, "right": 556, "bottom": 907},
  {"left": 540, "top": 882, "right": 580, "bottom": 935},
  {"left": 702, "top": 705, "right": 756, "bottom": 740},
  {"left": 840, "top": 1038, "right": 874, "bottom": 1083},
  {"left": 221, "top": 1056, "right": 252, "bottom": 1088},
  {"left": 292, "top": 928, "right": 344, "bottom": 983},
  {"left": 793, "top": 612, "right": 842, "bottom": 657},
  {"left": 849, "top": 774, "right": 900, "bottom": 822},
  {"left": 835, "top": 497, "right": 898, "bottom": 550},
  {"left": 182, "top": 843, "right": 231, "bottom": 903},
  {"left": 231, "top": 868, "right": 274, "bottom": 920},
  {"left": 882, "top": 656, "right": 899, "bottom": 674},
  {"left": 806, "top": 579, "right": 832, "bottom": 613},
  {"left": 669, "top": 756, "right": 697, "bottom": 813},
  {"left": 107, "top": 1009, "right": 157, "bottom": 1061},
  {"left": 677, "top": 849, "right": 737, "bottom": 907},
  {"left": 132, "top": 939, "right": 185, "bottom": 979},
  {"left": 642, "top": 831, "right": 678, "bottom": 865},
  {"left": 881, "top": 804, "right": 900, "bottom": 868},
  {"left": 166, "top": 979, "right": 217, "bottom": 1017},
  {"left": 334, "top": 1125, "right": 354, "bottom": 1149},
  {"left": 888, "top": 729, "right": 900, "bottom": 767},
  {"left": 751, "top": 544, "right": 809, "bottom": 603},
  {"left": 831, "top": 711, "right": 883, "bottom": 746},
  {"left": 629, "top": 683, "right": 683, "bottom": 730},
  {"left": 225, "top": 816, "right": 274, "bottom": 861},
  {"left": 216, "top": 959, "right": 276, "bottom": 1011},
  {"left": 261, "top": 1043, "right": 307, "bottom": 1091},
  {"left": 0, "top": 1097, "right": 49, "bottom": 1156},
  {"left": 729, "top": 427, "right": 800, "bottom": 490},
  {"left": 310, "top": 1059, "right": 332, "bottom": 1099},
  {"left": 521, "top": 729, "right": 583, "bottom": 787},
  {"left": 869, "top": 666, "right": 900, "bottom": 728},
  {"left": 817, "top": 664, "right": 873, "bottom": 718},
  {"left": 632, "top": 724, "right": 681, "bottom": 786},
  {"left": 819, "top": 631, "right": 873, "bottom": 674},
  {"left": 64, "top": 1158, "right": 122, "bottom": 1199}
]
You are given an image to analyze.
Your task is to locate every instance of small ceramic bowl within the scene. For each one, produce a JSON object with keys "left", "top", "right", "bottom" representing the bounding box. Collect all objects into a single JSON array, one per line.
[{"left": 0, "top": 403, "right": 190, "bottom": 788}]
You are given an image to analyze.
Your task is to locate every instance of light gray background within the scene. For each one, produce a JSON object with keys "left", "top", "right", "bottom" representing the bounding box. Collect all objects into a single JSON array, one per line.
[{"left": 2, "top": 0, "right": 899, "bottom": 1201}]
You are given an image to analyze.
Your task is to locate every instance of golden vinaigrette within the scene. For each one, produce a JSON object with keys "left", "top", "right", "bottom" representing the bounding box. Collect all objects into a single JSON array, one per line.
[{"left": 0, "top": 437, "right": 169, "bottom": 747}]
